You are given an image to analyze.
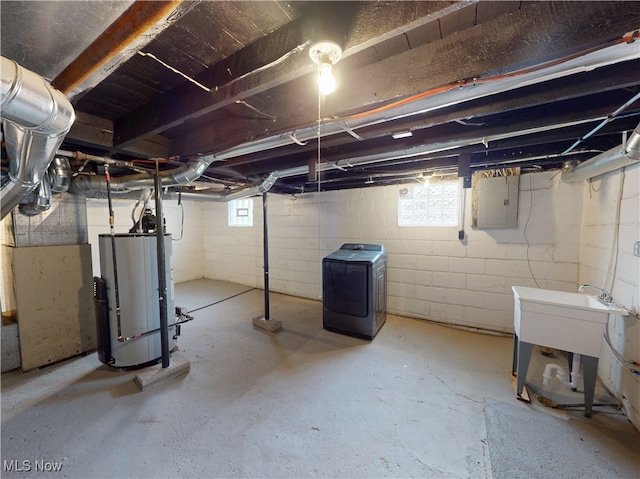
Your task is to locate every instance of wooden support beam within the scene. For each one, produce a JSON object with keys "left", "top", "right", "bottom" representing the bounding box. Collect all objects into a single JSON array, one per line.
[
  {"left": 52, "top": 0, "right": 184, "bottom": 95},
  {"left": 167, "top": 0, "right": 639, "bottom": 158},
  {"left": 66, "top": 111, "right": 169, "bottom": 159},
  {"left": 168, "top": 58, "right": 639, "bottom": 158},
  {"left": 112, "top": 1, "right": 465, "bottom": 148},
  {"left": 323, "top": 1, "right": 640, "bottom": 120}
]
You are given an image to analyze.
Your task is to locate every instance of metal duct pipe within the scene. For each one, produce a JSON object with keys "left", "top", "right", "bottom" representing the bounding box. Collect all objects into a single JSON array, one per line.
[
  {"left": 1, "top": 57, "right": 75, "bottom": 219},
  {"left": 70, "top": 156, "right": 212, "bottom": 194},
  {"left": 18, "top": 171, "right": 52, "bottom": 216},
  {"left": 162, "top": 172, "right": 279, "bottom": 203},
  {"left": 562, "top": 122, "right": 640, "bottom": 182},
  {"left": 49, "top": 157, "right": 73, "bottom": 193}
]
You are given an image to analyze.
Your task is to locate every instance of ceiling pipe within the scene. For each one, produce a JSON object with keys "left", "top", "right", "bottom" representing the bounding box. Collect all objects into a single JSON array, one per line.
[
  {"left": 66, "top": 35, "right": 637, "bottom": 200},
  {"left": 18, "top": 172, "right": 52, "bottom": 216},
  {"left": 52, "top": 0, "right": 184, "bottom": 96},
  {"left": 76, "top": 172, "right": 279, "bottom": 203},
  {"left": 69, "top": 112, "right": 629, "bottom": 201},
  {"left": 562, "top": 122, "right": 640, "bottom": 182},
  {"left": 163, "top": 172, "right": 279, "bottom": 202},
  {"left": 1, "top": 57, "right": 75, "bottom": 220},
  {"left": 270, "top": 116, "right": 615, "bottom": 180},
  {"left": 70, "top": 156, "right": 213, "bottom": 194},
  {"left": 204, "top": 37, "right": 640, "bottom": 164}
]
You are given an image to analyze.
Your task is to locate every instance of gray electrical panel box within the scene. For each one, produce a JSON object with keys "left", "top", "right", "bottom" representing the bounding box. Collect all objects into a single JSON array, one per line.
[{"left": 476, "top": 175, "right": 519, "bottom": 229}]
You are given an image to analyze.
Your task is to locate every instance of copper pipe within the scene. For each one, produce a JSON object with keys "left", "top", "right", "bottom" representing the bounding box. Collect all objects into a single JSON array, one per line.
[{"left": 52, "top": 0, "right": 182, "bottom": 94}]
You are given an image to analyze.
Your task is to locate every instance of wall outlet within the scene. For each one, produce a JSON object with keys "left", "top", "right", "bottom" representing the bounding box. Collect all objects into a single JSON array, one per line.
[{"left": 635, "top": 241, "right": 640, "bottom": 257}]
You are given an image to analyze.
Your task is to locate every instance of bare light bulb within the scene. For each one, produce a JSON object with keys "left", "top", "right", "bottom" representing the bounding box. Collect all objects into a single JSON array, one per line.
[{"left": 318, "top": 62, "right": 336, "bottom": 95}]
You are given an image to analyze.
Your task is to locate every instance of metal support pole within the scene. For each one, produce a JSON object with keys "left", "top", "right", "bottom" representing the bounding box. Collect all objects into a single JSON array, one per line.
[
  {"left": 263, "top": 191, "right": 270, "bottom": 320},
  {"left": 154, "top": 161, "right": 170, "bottom": 368}
]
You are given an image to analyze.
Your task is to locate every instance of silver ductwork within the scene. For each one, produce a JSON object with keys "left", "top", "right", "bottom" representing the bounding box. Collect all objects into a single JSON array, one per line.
[
  {"left": 19, "top": 171, "right": 52, "bottom": 216},
  {"left": 562, "top": 122, "right": 640, "bottom": 183},
  {"left": 163, "top": 172, "right": 279, "bottom": 202},
  {"left": 1, "top": 56, "right": 75, "bottom": 219},
  {"left": 49, "top": 157, "right": 73, "bottom": 193},
  {"left": 70, "top": 157, "right": 212, "bottom": 194}
]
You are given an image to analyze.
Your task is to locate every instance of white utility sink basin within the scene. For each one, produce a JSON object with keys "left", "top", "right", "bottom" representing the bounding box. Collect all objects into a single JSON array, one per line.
[
  {"left": 512, "top": 286, "right": 627, "bottom": 417},
  {"left": 512, "top": 286, "right": 627, "bottom": 357}
]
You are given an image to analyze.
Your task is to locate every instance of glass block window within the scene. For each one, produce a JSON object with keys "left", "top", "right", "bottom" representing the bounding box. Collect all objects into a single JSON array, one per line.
[
  {"left": 398, "top": 181, "right": 460, "bottom": 227},
  {"left": 227, "top": 198, "right": 253, "bottom": 227}
]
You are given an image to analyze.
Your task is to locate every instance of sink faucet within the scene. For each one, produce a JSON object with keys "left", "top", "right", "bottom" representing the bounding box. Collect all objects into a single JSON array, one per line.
[{"left": 578, "top": 284, "right": 613, "bottom": 303}]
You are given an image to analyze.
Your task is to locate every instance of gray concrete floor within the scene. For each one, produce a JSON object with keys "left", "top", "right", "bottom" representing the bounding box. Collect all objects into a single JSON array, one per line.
[{"left": 1, "top": 279, "right": 638, "bottom": 478}]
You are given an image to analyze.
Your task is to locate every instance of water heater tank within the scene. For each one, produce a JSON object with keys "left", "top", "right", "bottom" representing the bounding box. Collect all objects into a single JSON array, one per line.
[{"left": 97, "top": 233, "right": 176, "bottom": 369}]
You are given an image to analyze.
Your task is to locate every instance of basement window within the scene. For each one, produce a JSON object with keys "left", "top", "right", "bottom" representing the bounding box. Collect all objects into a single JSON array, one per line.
[
  {"left": 398, "top": 180, "right": 460, "bottom": 227},
  {"left": 228, "top": 198, "right": 253, "bottom": 227}
]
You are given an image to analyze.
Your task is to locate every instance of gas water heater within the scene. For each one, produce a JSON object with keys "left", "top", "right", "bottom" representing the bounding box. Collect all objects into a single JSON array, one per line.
[{"left": 95, "top": 233, "right": 179, "bottom": 369}]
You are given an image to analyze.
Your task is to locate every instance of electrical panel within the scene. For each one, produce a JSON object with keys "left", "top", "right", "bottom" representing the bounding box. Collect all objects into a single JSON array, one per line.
[{"left": 476, "top": 175, "right": 519, "bottom": 229}]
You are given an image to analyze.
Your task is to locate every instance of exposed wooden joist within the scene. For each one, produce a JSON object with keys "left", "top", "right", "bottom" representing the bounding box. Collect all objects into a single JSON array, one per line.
[
  {"left": 52, "top": 0, "right": 185, "bottom": 96},
  {"left": 213, "top": 104, "right": 640, "bottom": 178},
  {"left": 167, "top": 0, "right": 639, "bottom": 159},
  {"left": 323, "top": 1, "right": 640, "bottom": 117},
  {"left": 112, "top": 1, "right": 466, "bottom": 148},
  {"left": 66, "top": 112, "right": 169, "bottom": 159},
  {"left": 167, "top": 58, "right": 640, "bottom": 158}
]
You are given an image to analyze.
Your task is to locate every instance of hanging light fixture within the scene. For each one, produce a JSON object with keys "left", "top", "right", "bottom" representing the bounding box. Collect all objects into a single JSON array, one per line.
[{"left": 309, "top": 41, "right": 342, "bottom": 95}]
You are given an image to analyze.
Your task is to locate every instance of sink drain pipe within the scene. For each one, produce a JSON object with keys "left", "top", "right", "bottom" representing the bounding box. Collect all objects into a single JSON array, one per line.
[{"left": 542, "top": 354, "right": 581, "bottom": 389}]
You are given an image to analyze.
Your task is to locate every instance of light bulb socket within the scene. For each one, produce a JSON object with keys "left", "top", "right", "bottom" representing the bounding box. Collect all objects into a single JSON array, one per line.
[{"left": 309, "top": 41, "right": 342, "bottom": 66}]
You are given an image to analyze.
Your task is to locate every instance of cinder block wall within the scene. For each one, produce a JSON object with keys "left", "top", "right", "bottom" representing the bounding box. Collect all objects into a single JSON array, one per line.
[
  {"left": 86, "top": 198, "right": 204, "bottom": 283},
  {"left": 578, "top": 164, "right": 639, "bottom": 429},
  {"left": 202, "top": 171, "right": 584, "bottom": 333},
  {"left": 202, "top": 202, "right": 262, "bottom": 287}
]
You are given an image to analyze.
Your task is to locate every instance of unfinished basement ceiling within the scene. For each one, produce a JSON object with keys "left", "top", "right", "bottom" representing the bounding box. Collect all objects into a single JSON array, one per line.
[{"left": 2, "top": 0, "right": 640, "bottom": 194}]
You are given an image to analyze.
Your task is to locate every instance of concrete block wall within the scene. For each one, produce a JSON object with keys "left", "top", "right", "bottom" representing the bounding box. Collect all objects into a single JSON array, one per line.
[
  {"left": 202, "top": 171, "right": 583, "bottom": 333},
  {"left": 1, "top": 194, "right": 89, "bottom": 315},
  {"left": 202, "top": 199, "right": 263, "bottom": 288},
  {"left": 578, "top": 164, "right": 639, "bottom": 429},
  {"left": 86, "top": 198, "right": 204, "bottom": 283},
  {"left": 9, "top": 193, "right": 88, "bottom": 247}
]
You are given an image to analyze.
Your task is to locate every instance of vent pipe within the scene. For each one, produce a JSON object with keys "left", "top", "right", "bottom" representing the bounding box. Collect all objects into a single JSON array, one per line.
[
  {"left": 163, "top": 172, "right": 279, "bottom": 202},
  {"left": 70, "top": 157, "right": 211, "bottom": 194},
  {"left": 562, "top": 122, "right": 640, "bottom": 182},
  {"left": 1, "top": 57, "right": 75, "bottom": 219},
  {"left": 18, "top": 171, "right": 52, "bottom": 216}
]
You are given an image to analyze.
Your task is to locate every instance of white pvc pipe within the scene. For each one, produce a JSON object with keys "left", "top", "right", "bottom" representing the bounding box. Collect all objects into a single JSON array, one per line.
[
  {"left": 543, "top": 363, "right": 565, "bottom": 386},
  {"left": 542, "top": 354, "right": 581, "bottom": 389}
]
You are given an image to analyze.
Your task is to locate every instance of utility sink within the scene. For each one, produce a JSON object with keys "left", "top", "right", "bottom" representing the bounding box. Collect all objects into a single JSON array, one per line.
[
  {"left": 512, "top": 286, "right": 628, "bottom": 417},
  {"left": 512, "top": 286, "right": 627, "bottom": 357}
]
